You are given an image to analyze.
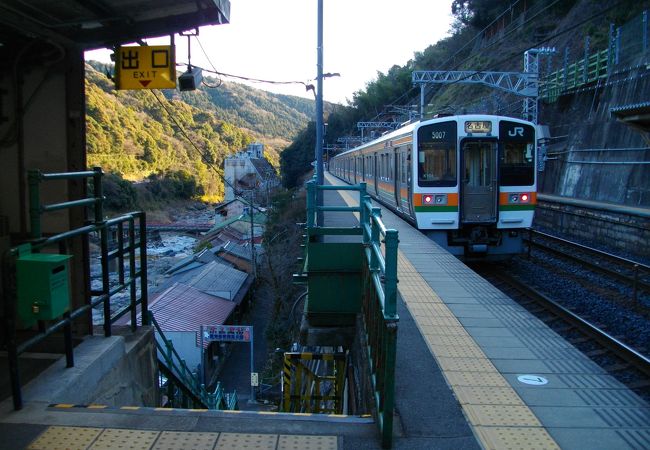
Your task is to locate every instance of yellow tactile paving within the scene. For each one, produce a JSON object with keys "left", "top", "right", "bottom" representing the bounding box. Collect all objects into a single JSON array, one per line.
[
  {"left": 392, "top": 217, "right": 559, "bottom": 448},
  {"left": 214, "top": 432, "right": 278, "bottom": 450},
  {"left": 476, "top": 426, "right": 562, "bottom": 450},
  {"left": 90, "top": 428, "right": 159, "bottom": 450},
  {"left": 152, "top": 431, "right": 219, "bottom": 450},
  {"left": 454, "top": 387, "right": 525, "bottom": 406},
  {"left": 28, "top": 426, "right": 103, "bottom": 450},
  {"left": 463, "top": 404, "right": 542, "bottom": 427},
  {"left": 444, "top": 371, "right": 510, "bottom": 387},
  {"left": 328, "top": 172, "right": 560, "bottom": 449},
  {"left": 277, "top": 435, "right": 338, "bottom": 450},
  {"left": 27, "top": 427, "right": 339, "bottom": 450}
]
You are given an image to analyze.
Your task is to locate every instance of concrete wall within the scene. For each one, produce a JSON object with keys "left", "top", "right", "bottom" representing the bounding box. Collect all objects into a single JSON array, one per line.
[
  {"left": 90, "top": 327, "right": 159, "bottom": 407},
  {"left": 16, "top": 326, "right": 158, "bottom": 408},
  {"left": 535, "top": 199, "right": 650, "bottom": 259},
  {"left": 539, "top": 58, "right": 650, "bottom": 207}
]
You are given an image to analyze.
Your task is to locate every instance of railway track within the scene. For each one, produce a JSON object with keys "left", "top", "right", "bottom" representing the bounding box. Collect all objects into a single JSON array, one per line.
[
  {"left": 525, "top": 229, "right": 650, "bottom": 304},
  {"left": 472, "top": 235, "right": 650, "bottom": 400}
]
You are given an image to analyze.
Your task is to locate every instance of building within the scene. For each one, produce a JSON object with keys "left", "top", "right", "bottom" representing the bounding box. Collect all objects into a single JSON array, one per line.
[{"left": 224, "top": 143, "right": 279, "bottom": 203}]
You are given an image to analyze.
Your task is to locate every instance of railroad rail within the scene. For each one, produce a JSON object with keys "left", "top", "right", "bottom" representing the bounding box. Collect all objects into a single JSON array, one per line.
[
  {"left": 525, "top": 229, "right": 650, "bottom": 303},
  {"left": 476, "top": 265, "right": 650, "bottom": 399}
]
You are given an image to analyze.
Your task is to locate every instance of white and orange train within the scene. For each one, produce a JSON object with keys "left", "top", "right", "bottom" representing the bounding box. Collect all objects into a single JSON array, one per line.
[{"left": 329, "top": 114, "right": 537, "bottom": 260}]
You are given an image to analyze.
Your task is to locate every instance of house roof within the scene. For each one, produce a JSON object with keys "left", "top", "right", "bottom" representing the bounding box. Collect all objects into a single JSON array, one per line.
[
  {"left": 250, "top": 158, "right": 277, "bottom": 180},
  {"left": 116, "top": 282, "right": 235, "bottom": 332},
  {"left": 169, "top": 260, "right": 251, "bottom": 303}
]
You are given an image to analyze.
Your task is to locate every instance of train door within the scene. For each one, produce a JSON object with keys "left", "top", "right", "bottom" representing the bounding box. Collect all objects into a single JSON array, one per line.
[
  {"left": 405, "top": 147, "right": 414, "bottom": 217},
  {"left": 373, "top": 153, "right": 379, "bottom": 196},
  {"left": 393, "top": 150, "right": 401, "bottom": 208},
  {"left": 460, "top": 140, "right": 498, "bottom": 223}
]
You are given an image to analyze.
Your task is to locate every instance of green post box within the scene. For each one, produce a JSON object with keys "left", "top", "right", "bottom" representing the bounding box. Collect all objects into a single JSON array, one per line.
[{"left": 16, "top": 252, "right": 72, "bottom": 326}]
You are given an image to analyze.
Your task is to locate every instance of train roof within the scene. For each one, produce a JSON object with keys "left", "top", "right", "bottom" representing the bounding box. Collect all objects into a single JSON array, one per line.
[{"left": 333, "top": 114, "right": 535, "bottom": 159}]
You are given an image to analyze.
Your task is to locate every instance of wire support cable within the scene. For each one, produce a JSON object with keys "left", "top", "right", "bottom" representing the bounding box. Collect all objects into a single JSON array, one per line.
[{"left": 548, "top": 147, "right": 650, "bottom": 156}]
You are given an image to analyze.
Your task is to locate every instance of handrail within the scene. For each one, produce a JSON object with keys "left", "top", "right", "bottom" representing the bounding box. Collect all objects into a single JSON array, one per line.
[
  {"left": 304, "top": 179, "right": 399, "bottom": 448},
  {"left": 148, "top": 311, "right": 237, "bottom": 410},
  {"left": 3, "top": 168, "right": 149, "bottom": 411}
]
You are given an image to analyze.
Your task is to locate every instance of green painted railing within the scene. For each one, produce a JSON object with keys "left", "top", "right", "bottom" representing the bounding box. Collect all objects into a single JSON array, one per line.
[
  {"left": 3, "top": 168, "right": 148, "bottom": 411},
  {"left": 540, "top": 49, "right": 610, "bottom": 101},
  {"left": 148, "top": 311, "right": 238, "bottom": 410},
  {"left": 304, "top": 180, "right": 399, "bottom": 449}
]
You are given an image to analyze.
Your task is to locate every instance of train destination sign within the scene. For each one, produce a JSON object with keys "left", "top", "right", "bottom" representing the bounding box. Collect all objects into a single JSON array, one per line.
[
  {"left": 465, "top": 121, "right": 492, "bottom": 134},
  {"left": 116, "top": 45, "right": 176, "bottom": 90},
  {"left": 203, "top": 325, "right": 252, "bottom": 342}
]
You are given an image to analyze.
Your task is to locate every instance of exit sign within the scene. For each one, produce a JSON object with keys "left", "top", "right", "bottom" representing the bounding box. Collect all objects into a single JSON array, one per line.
[{"left": 115, "top": 45, "right": 176, "bottom": 90}]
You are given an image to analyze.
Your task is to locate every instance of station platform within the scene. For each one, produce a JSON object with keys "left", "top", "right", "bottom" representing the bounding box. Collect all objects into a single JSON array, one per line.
[
  {"left": 1, "top": 172, "right": 648, "bottom": 449},
  {"left": 323, "top": 172, "right": 650, "bottom": 449}
]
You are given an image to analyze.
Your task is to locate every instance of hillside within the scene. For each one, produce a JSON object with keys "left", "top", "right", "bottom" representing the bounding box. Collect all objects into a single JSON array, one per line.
[
  {"left": 280, "top": 0, "right": 649, "bottom": 188},
  {"left": 85, "top": 62, "right": 316, "bottom": 202}
]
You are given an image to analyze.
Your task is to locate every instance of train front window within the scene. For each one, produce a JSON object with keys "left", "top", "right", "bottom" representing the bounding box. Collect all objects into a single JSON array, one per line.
[
  {"left": 499, "top": 121, "right": 535, "bottom": 186},
  {"left": 417, "top": 121, "right": 457, "bottom": 187}
]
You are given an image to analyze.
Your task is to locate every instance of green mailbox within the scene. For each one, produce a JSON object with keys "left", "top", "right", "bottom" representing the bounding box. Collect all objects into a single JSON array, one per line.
[{"left": 16, "top": 252, "right": 72, "bottom": 326}]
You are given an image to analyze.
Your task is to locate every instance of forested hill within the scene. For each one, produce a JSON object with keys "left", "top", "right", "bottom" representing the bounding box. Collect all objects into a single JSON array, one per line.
[{"left": 85, "top": 61, "right": 316, "bottom": 203}]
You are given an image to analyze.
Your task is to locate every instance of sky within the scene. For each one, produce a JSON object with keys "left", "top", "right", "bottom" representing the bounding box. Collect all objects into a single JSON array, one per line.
[{"left": 85, "top": 0, "right": 455, "bottom": 105}]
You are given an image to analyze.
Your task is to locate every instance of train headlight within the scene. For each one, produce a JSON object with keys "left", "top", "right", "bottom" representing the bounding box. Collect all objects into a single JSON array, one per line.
[{"left": 423, "top": 194, "right": 434, "bottom": 204}]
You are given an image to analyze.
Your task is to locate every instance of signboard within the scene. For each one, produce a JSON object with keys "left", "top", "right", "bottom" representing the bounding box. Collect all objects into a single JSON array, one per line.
[
  {"left": 251, "top": 372, "right": 259, "bottom": 387},
  {"left": 116, "top": 45, "right": 176, "bottom": 90},
  {"left": 203, "top": 325, "right": 252, "bottom": 342}
]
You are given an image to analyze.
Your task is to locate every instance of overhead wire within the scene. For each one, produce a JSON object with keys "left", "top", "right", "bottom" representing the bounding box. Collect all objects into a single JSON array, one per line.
[
  {"left": 371, "top": 0, "right": 627, "bottom": 122},
  {"left": 148, "top": 89, "right": 266, "bottom": 213}
]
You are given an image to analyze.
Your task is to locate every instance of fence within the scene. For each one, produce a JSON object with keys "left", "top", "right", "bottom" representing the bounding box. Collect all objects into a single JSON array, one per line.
[
  {"left": 540, "top": 10, "right": 649, "bottom": 101},
  {"left": 2, "top": 167, "right": 148, "bottom": 410},
  {"left": 303, "top": 180, "right": 399, "bottom": 448},
  {"left": 149, "top": 311, "right": 238, "bottom": 410}
]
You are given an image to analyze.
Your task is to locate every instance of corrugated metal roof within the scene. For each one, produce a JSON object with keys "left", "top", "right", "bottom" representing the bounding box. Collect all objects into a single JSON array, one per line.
[
  {"left": 149, "top": 283, "right": 235, "bottom": 332},
  {"left": 169, "top": 260, "right": 250, "bottom": 302},
  {"left": 115, "top": 282, "right": 234, "bottom": 332}
]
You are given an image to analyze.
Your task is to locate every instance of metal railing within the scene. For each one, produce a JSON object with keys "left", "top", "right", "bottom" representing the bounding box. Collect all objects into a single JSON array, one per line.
[
  {"left": 540, "top": 49, "right": 609, "bottom": 101},
  {"left": 304, "top": 180, "right": 399, "bottom": 449},
  {"left": 281, "top": 351, "right": 348, "bottom": 414},
  {"left": 149, "top": 311, "right": 237, "bottom": 410},
  {"left": 540, "top": 9, "right": 649, "bottom": 101},
  {"left": 2, "top": 167, "right": 148, "bottom": 410}
]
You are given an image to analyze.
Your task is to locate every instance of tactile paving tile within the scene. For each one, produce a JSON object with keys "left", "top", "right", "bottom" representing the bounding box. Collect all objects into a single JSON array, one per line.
[
  {"left": 430, "top": 344, "right": 487, "bottom": 358},
  {"left": 152, "top": 431, "right": 219, "bottom": 450},
  {"left": 423, "top": 334, "right": 478, "bottom": 348},
  {"left": 576, "top": 388, "right": 648, "bottom": 407},
  {"left": 437, "top": 357, "right": 497, "bottom": 373},
  {"left": 463, "top": 405, "right": 542, "bottom": 427},
  {"left": 420, "top": 325, "right": 467, "bottom": 336},
  {"left": 28, "top": 426, "right": 103, "bottom": 450},
  {"left": 455, "top": 386, "right": 525, "bottom": 406},
  {"left": 215, "top": 433, "right": 278, "bottom": 450},
  {"left": 475, "top": 426, "right": 560, "bottom": 450},
  {"left": 278, "top": 435, "right": 338, "bottom": 450},
  {"left": 444, "top": 371, "right": 509, "bottom": 387},
  {"left": 90, "top": 428, "right": 159, "bottom": 450}
]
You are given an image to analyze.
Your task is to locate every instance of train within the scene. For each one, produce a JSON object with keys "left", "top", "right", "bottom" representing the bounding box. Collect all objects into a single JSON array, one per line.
[{"left": 329, "top": 114, "right": 537, "bottom": 260}]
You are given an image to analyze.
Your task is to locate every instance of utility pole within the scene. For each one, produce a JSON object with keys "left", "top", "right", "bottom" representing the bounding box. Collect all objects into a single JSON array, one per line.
[
  {"left": 315, "top": 0, "right": 324, "bottom": 228},
  {"left": 248, "top": 190, "right": 256, "bottom": 278}
]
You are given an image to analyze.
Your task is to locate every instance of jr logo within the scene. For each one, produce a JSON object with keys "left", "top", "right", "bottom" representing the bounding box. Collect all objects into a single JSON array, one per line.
[{"left": 508, "top": 127, "right": 524, "bottom": 137}]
